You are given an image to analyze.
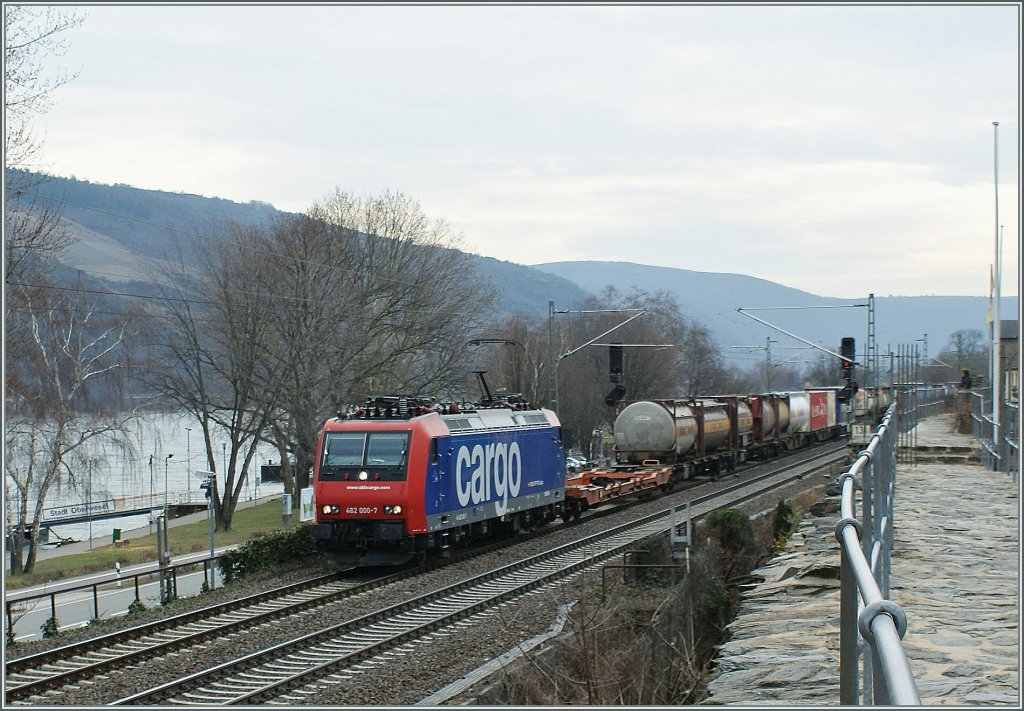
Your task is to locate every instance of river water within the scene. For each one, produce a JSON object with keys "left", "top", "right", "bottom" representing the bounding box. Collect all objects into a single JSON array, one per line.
[{"left": 5, "top": 411, "right": 287, "bottom": 546}]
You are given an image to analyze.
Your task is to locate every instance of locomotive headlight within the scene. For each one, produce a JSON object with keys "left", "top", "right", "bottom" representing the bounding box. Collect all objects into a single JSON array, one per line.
[
  {"left": 383, "top": 505, "right": 403, "bottom": 515},
  {"left": 321, "top": 504, "right": 340, "bottom": 514},
  {"left": 358, "top": 470, "right": 368, "bottom": 481}
]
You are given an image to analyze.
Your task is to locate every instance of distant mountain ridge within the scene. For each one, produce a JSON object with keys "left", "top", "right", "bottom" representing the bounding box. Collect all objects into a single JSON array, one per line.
[
  {"left": 11, "top": 171, "right": 1016, "bottom": 369},
  {"left": 532, "top": 261, "right": 1017, "bottom": 370}
]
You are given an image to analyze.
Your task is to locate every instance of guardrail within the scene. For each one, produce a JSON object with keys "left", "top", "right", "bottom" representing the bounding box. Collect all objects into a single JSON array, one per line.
[
  {"left": 5, "top": 555, "right": 221, "bottom": 643},
  {"left": 968, "top": 391, "right": 1019, "bottom": 481},
  {"left": 836, "top": 399, "right": 921, "bottom": 705}
]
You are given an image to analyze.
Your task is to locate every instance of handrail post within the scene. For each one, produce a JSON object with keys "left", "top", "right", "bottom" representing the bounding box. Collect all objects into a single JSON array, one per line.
[
  {"left": 840, "top": 542, "right": 860, "bottom": 703},
  {"left": 860, "top": 454, "right": 875, "bottom": 703}
]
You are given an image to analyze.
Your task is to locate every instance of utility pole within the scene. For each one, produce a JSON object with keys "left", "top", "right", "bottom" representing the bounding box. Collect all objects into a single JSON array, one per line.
[
  {"left": 546, "top": 303, "right": 649, "bottom": 413},
  {"left": 548, "top": 301, "right": 557, "bottom": 412},
  {"left": 992, "top": 121, "right": 1002, "bottom": 469},
  {"left": 729, "top": 338, "right": 779, "bottom": 390}
]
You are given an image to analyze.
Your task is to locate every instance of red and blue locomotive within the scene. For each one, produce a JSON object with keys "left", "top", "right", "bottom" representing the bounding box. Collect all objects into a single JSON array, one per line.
[{"left": 309, "top": 392, "right": 566, "bottom": 565}]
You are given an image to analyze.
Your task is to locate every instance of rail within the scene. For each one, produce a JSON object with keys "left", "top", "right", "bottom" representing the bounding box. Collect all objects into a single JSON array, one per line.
[{"left": 836, "top": 399, "right": 920, "bottom": 705}]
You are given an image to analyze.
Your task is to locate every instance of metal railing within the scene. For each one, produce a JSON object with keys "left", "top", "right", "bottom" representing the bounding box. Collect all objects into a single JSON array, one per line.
[
  {"left": 968, "top": 391, "right": 1019, "bottom": 481},
  {"left": 4, "top": 554, "right": 221, "bottom": 643},
  {"left": 836, "top": 400, "right": 921, "bottom": 705}
]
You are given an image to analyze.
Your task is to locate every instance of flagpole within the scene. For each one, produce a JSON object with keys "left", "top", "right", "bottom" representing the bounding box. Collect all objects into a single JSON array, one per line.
[{"left": 991, "top": 121, "right": 1000, "bottom": 469}]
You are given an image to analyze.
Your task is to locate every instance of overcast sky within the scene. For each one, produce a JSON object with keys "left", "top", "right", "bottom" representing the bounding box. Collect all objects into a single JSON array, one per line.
[{"left": 24, "top": 3, "right": 1021, "bottom": 299}]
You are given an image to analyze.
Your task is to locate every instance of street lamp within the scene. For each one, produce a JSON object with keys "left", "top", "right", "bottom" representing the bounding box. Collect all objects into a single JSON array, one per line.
[
  {"left": 185, "top": 428, "right": 192, "bottom": 492},
  {"left": 148, "top": 454, "right": 154, "bottom": 533},
  {"left": 88, "top": 459, "right": 93, "bottom": 549},
  {"left": 164, "top": 453, "right": 173, "bottom": 514}
]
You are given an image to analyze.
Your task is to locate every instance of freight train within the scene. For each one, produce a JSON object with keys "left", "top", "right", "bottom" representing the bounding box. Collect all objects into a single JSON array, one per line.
[{"left": 309, "top": 376, "right": 852, "bottom": 566}]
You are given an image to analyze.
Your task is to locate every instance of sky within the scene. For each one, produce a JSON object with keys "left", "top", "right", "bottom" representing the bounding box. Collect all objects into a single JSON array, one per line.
[{"left": 16, "top": 2, "right": 1022, "bottom": 299}]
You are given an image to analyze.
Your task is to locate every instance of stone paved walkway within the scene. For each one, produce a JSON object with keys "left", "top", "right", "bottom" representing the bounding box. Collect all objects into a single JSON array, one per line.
[{"left": 703, "top": 414, "right": 1020, "bottom": 706}]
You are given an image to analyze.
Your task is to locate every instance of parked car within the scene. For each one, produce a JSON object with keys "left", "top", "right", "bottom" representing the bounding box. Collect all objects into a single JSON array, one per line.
[{"left": 566, "top": 455, "right": 588, "bottom": 473}]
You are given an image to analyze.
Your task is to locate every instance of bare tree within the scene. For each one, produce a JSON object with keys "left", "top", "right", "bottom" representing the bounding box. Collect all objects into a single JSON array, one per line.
[
  {"left": 463, "top": 312, "right": 559, "bottom": 407},
  {"left": 4, "top": 285, "right": 134, "bottom": 573},
  {"left": 2, "top": 8, "right": 138, "bottom": 575},
  {"left": 677, "top": 322, "right": 728, "bottom": 396},
  {"left": 253, "top": 192, "right": 493, "bottom": 496},
  {"left": 934, "top": 328, "right": 988, "bottom": 384},
  {"left": 4, "top": 5, "right": 85, "bottom": 169},
  {"left": 803, "top": 350, "right": 844, "bottom": 388},
  {"left": 145, "top": 225, "right": 275, "bottom": 531},
  {"left": 150, "top": 192, "right": 493, "bottom": 521},
  {"left": 5, "top": 5, "right": 82, "bottom": 394},
  {"left": 552, "top": 287, "right": 696, "bottom": 450}
]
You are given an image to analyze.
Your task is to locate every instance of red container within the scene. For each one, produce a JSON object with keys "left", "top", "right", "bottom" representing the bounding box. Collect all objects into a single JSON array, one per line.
[{"left": 809, "top": 391, "right": 830, "bottom": 432}]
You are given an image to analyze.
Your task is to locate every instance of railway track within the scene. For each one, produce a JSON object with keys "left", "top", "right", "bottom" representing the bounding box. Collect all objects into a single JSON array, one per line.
[
  {"left": 5, "top": 442, "right": 847, "bottom": 706},
  {"left": 3, "top": 570, "right": 409, "bottom": 704},
  {"left": 115, "top": 443, "right": 847, "bottom": 706}
]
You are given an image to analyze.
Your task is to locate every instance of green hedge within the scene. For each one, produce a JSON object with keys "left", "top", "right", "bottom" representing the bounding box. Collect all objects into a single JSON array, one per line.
[{"left": 217, "top": 524, "right": 321, "bottom": 583}]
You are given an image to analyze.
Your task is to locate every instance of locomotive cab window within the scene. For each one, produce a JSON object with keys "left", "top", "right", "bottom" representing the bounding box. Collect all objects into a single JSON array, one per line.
[
  {"left": 366, "top": 432, "right": 407, "bottom": 465},
  {"left": 320, "top": 431, "right": 410, "bottom": 481},
  {"left": 325, "top": 433, "right": 366, "bottom": 466}
]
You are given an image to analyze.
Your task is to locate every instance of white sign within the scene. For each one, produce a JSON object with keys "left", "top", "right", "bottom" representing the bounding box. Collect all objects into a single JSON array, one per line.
[
  {"left": 299, "top": 487, "right": 314, "bottom": 522},
  {"left": 42, "top": 499, "right": 116, "bottom": 522}
]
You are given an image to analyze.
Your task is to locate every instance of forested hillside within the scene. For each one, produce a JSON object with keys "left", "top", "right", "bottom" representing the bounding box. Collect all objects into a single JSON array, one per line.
[{"left": 8, "top": 169, "right": 591, "bottom": 319}]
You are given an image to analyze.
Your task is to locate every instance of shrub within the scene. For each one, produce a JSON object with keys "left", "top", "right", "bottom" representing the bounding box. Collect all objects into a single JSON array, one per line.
[
  {"left": 218, "top": 524, "right": 320, "bottom": 584},
  {"left": 704, "top": 508, "right": 756, "bottom": 580},
  {"left": 40, "top": 616, "right": 59, "bottom": 639},
  {"left": 771, "top": 499, "right": 800, "bottom": 552}
]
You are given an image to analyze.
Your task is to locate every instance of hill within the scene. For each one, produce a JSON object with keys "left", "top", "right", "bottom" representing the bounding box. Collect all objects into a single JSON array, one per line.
[
  {"left": 532, "top": 261, "right": 1016, "bottom": 372},
  {"left": 10, "top": 171, "right": 1014, "bottom": 370},
  {"left": 8, "top": 170, "right": 591, "bottom": 319}
]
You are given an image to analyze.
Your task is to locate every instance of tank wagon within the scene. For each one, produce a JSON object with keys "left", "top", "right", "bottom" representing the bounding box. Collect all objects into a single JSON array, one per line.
[{"left": 562, "top": 390, "right": 845, "bottom": 520}]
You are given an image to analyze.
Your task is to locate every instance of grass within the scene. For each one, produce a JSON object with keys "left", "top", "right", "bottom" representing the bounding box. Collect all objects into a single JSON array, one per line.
[{"left": 6, "top": 500, "right": 298, "bottom": 589}]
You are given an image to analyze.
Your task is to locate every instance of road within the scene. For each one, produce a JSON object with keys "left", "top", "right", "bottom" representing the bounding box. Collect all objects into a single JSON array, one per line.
[
  {"left": 6, "top": 549, "right": 234, "bottom": 643},
  {"left": 5, "top": 493, "right": 285, "bottom": 644}
]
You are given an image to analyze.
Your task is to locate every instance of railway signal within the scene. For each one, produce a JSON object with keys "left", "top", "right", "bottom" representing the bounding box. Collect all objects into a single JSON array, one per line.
[
  {"left": 839, "top": 337, "right": 858, "bottom": 403},
  {"left": 609, "top": 344, "right": 623, "bottom": 383},
  {"left": 840, "top": 337, "right": 855, "bottom": 381},
  {"left": 605, "top": 384, "right": 626, "bottom": 406}
]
